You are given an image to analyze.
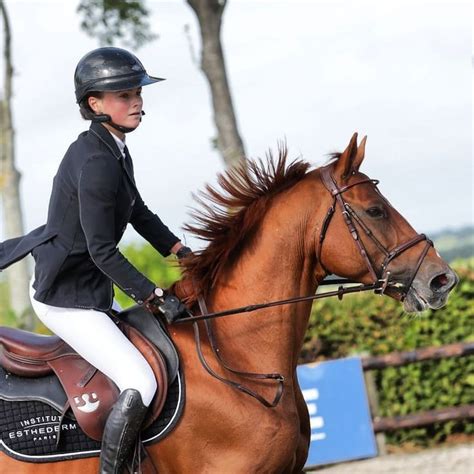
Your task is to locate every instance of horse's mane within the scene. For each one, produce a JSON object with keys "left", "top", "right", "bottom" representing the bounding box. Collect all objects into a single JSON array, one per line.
[
  {"left": 327, "top": 152, "right": 342, "bottom": 162},
  {"left": 180, "top": 146, "right": 311, "bottom": 298}
]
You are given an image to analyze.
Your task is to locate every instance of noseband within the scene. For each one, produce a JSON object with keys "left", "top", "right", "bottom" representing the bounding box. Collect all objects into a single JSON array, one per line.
[{"left": 318, "top": 165, "right": 433, "bottom": 301}]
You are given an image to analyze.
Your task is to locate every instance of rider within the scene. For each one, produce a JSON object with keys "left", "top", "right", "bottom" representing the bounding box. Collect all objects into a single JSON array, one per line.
[{"left": 0, "top": 47, "right": 191, "bottom": 473}]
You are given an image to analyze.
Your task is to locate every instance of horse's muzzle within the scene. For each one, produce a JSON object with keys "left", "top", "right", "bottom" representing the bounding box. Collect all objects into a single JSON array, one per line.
[{"left": 404, "top": 267, "right": 458, "bottom": 313}]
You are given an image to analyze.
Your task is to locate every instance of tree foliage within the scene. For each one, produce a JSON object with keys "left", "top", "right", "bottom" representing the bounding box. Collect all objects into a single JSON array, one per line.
[{"left": 77, "top": 0, "right": 156, "bottom": 49}]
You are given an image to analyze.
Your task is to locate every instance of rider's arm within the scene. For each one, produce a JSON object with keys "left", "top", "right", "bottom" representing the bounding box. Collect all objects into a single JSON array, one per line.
[{"left": 78, "top": 154, "right": 155, "bottom": 304}]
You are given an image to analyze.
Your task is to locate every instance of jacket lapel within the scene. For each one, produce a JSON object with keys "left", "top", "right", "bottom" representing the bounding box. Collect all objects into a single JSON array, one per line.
[
  {"left": 123, "top": 146, "right": 136, "bottom": 186},
  {"left": 89, "top": 122, "right": 123, "bottom": 160},
  {"left": 89, "top": 122, "right": 137, "bottom": 188}
]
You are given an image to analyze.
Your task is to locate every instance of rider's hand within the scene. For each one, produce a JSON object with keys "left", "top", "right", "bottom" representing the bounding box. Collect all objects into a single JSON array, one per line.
[
  {"left": 157, "top": 294, "right": 188, "bottom": 324},
  {"left": 145, "top": 287, "right": 164, "bottom": 304},
  {"left": 176, "top": 246, "right": 193, "bottom": 260}
]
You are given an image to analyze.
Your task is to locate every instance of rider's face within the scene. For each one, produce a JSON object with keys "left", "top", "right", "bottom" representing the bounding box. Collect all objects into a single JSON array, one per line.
[{"left": 89, "top": 87, "right": 143, "bottom": 133}]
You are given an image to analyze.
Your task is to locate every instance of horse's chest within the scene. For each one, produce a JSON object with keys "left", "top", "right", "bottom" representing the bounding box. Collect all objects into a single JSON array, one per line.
[{"left": 241, "top": 411, "right": 300, "bottom": 466}]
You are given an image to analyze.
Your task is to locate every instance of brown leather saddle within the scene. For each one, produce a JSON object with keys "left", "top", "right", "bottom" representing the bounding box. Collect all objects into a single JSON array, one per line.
[{"left": 0, "top": 320, "right": 168, "bottom": 442}]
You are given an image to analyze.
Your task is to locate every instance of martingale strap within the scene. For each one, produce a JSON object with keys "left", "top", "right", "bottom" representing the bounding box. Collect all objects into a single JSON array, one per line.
[{"left": 192, "top": 294, "right": 284, "bottom": 408}]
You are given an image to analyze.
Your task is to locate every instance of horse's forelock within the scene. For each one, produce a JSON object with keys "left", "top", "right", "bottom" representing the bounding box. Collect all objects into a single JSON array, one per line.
[{"left": 325, "top": 152, "right": 342, "bottom": 165}]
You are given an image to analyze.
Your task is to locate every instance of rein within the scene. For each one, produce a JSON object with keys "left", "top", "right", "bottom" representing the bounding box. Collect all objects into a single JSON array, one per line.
[
  {"left": 175, "top": 280, "right": 384, "bottom": 325},
  {"left": 177, "top": 165, "right": 433, "bottom": 408}
]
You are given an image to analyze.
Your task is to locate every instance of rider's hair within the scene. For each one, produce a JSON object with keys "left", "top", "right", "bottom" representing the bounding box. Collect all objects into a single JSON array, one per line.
[{"left": 79, "top": 91, "right": 104, "bottom": 120}]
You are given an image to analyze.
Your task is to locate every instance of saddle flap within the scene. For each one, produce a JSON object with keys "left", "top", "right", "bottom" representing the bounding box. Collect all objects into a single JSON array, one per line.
[
  {"left": 116, "top": 306, "right": 179, "bottom": 384},
  {"left": 119, "top": 323, "right": 169, "bottom": 430},
  {"left": 48, "top": 355, "right": 119, "bottom": 441}
]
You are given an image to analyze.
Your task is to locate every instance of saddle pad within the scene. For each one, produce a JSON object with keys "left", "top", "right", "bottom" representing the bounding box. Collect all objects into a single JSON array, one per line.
[{"left": 0, "top": 370, "right": 185, "bottom": 463}]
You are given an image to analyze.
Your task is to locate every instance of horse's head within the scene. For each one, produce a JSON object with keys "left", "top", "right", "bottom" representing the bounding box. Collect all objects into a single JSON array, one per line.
[{"left": 317, "top": 133, "right": 457, "bottom": 312}]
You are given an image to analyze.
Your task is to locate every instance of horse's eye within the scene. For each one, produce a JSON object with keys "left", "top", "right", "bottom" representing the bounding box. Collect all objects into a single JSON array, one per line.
[{"left": 366, "top": 207, "right": 385, "bottom": 219}]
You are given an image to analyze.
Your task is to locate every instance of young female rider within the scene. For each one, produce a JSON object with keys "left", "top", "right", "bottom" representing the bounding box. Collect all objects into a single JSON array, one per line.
[{"left": 0, "top": 47, "right": 191, "bottom": 473}]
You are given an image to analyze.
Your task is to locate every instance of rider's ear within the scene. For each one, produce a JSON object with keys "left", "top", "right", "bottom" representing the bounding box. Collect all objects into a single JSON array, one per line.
[
  {"left": 88, "top": 95, "right": 101, "bottom": 114},
  {"left": 335, "top": 132, "right": 358, "bottom": 181}
]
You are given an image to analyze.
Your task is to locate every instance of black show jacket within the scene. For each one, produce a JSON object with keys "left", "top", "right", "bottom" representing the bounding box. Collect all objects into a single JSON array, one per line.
[{"left": 0, "top": 122, "right": 180, "bottom": 310}]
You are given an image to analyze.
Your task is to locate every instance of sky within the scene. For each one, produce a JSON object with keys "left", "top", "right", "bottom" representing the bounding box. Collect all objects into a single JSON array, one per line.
[{"left": 0, "top": 0, "right": 472, "bottom": 251}]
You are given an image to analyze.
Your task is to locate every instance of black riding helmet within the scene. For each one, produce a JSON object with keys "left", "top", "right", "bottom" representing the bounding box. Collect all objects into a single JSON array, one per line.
[{"left": 74, "top": 47, "right": 164, "bottom": 132}]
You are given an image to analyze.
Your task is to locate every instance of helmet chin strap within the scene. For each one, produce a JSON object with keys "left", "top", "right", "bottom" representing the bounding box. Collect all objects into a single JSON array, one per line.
[{"left": 91, "top": 111, "right": 145, "bottom": 134}]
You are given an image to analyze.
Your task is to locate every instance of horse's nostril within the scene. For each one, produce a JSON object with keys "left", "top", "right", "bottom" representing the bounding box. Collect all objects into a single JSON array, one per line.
[{"left": 430, "top": 273, "right": 449, "bottom": 292}]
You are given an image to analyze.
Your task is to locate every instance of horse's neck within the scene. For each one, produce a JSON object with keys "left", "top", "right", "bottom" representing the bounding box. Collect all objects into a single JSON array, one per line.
[{"left": 209, "top": 191, "right": 322, "bottom": 375}]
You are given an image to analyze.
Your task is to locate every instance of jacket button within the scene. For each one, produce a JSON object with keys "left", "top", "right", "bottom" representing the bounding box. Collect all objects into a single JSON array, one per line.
[
  {"left": 130, "top": 293, "right": 136, "bottom": 299},
  {"left": 137, "top": 300, "right": 143, "bottom": 305}
]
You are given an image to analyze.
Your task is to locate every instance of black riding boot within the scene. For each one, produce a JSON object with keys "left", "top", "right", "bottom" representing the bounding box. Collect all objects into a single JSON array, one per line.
[{"left": 99, "top": 389, "right": 148, "bottom": 474}]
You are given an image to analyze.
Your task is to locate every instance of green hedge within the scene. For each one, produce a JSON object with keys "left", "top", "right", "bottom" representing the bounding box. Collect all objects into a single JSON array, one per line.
[
  {"left": 299, "top": 258, "right": 474, "bottom": 446},
  {"left": 113, "top": 242, "right": 181, "bottom": 309}
]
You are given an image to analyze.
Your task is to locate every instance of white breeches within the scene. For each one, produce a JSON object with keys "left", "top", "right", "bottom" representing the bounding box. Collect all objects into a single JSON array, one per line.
[{"left": 29, "top": 280, "right": 157, "bottom": 407}]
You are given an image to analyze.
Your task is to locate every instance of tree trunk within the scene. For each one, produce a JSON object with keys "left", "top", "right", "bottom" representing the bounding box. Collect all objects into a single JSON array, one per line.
[
  {"left": 187, "top": 0, "right": 246, "bottom": 167},
  {"left": 0, "top": 1, "right": 34, "bottom": 329}
]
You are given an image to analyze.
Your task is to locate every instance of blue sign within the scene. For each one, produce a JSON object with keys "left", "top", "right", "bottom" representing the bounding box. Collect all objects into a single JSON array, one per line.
[{"left": 296, "top": 357, "right": 377, "bottom": 467}]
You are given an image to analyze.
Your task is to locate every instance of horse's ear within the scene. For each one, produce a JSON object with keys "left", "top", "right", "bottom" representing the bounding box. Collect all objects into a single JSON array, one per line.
[
  {"left": 352, "top": 135, "right": 367, "bottom": 173},
  {"left": 335, "top": 132, "right": 359, "bottom": 182}
]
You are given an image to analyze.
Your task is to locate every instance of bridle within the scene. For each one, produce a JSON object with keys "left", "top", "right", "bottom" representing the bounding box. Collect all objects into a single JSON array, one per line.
[
  {"left": 318, "top": 165, "right": 433, "bottom": 301},
  {"left": 173, "top": 164, "right": 434, "bottom": 408}
]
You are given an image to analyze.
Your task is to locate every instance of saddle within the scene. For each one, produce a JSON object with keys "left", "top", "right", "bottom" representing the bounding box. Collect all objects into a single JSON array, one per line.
[{"left": 0, "top": 311, "right": 172, "bottom": 442}]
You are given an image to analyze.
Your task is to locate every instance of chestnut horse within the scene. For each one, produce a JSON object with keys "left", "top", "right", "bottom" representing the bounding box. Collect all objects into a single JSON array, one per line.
[{"left": 1, "top": 133, "right": 457, "bottom": 473}]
